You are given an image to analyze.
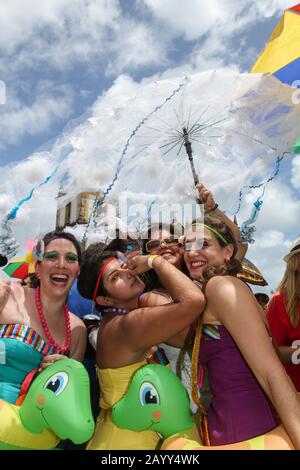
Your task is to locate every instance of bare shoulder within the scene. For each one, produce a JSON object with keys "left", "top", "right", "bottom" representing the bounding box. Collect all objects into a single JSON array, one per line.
[
  {"left": 139, "top": 291, "right": 171, "bottom": 307},
  {"left": 205, "top": 276, "right": 250, "bottom": 298},
  {"left": 68, "top": 311, "right": 86, "bottom": 330},
  {"left": 0, "top": 280, "right": 11, "bottom": 295},
  {"left": 0, "top": 280, "right": 12, "bottom": 312},
  {"left": 69, "top": 312, "right": 87, "bottom": 346}
]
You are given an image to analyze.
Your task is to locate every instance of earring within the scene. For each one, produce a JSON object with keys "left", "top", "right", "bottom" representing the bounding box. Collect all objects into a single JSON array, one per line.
[{"left": 99, "top": 297, "right": 114, "bottom": 307}]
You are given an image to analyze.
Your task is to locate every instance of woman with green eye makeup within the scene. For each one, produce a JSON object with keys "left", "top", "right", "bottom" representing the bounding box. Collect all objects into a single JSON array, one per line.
[{"left": 0, "top": 231, "right": 86, "bottom": 405}]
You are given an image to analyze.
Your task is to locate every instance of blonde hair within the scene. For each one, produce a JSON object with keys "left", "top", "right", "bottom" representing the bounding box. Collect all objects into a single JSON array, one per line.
[{"left": 277, "top": 254, "right": 299, "bottom": 328}]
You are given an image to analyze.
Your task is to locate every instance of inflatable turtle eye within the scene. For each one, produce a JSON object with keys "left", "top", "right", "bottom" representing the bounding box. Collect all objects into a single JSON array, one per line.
[
  {"left": 44, "top": 372, "right": 69, "bottom": 396},
  {"left": 139, "top": 382, "right": 160, "bottom": 406}
]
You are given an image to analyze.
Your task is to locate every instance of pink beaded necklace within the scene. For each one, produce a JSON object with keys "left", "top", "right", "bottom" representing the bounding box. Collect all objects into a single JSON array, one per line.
[{"left": 35, "top": 286, "right": 71, "bottom": 354}]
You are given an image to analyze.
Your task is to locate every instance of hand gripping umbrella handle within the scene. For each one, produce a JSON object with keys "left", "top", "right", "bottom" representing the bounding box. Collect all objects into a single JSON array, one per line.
[{"left": 183, "top": 127, "right": 202, "bottom": 204}]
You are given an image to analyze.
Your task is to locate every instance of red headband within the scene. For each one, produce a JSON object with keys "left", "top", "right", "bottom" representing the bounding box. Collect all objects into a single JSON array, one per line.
[{"left": 92, "top": 258, "right": 115, "bottom": 302}]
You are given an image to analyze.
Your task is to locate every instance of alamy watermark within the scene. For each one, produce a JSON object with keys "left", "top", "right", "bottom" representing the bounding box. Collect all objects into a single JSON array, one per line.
[
  {"left": 291, "top": 340, "right": 300, "bottom": 365},
  {"left": 96, "top": 194, "right": 205, "bottom": 240},
  {"left": 0, "top": 341, "right": 6, "bottom": 365},
  {"left": 0, "top": 80, "right": 6, "bottom": 105},
  {"left": 292, "top": 80, "right": 300, "bottom": 105}
]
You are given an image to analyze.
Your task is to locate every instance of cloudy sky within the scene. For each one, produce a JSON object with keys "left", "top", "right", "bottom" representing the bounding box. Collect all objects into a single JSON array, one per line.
[{"left": 0, "top": 0, "right": 299, "bottom": 292}]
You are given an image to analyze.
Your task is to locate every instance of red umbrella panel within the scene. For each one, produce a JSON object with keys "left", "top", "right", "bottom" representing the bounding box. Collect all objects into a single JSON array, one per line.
[{"left": 3, "top": 258, "right": 30, "bottom": 280}]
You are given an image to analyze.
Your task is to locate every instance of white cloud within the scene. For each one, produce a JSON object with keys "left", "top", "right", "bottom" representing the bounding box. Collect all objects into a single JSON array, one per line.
[
  {"left": 246, "top": 228, "right": 293, "bottom": 293},
  {"left": 135, "top": 0, "right": 294, "bottom": 77},
  {"left": 291, "top": 155, "right": 300, "bottom": 189},
  {"left": 141, "top": 0, "right": 292, "bottom": 41},
  {"left": 0, "top": 153, "right": 58, "bottom": 271},
  {"left": 0, "top": 82, "right": 74, "bottom": 150},
  {"left": 0, "top": 0, "right": 166, "bottom": 78},
  {"left": 254, "top": 229, "right": 287, "bottom": 248},
  {"left": 106, "top": 21, "right": 169, "bottom": 76},
  {"left": 254, "top": 1, "right": 295, "bottom": 18},
  {"left": 0, "top": 0, "right": 120, "bottom": 53},
  {"left": 141, "top": 0, "right": 220, "bottom": 41},
  {"left": 0, "top": 0, "right": 293, "bottom": 157},
  {"left": 236, "top": 180, "right": 300, "bottom": 234},
  {"left": 236, "top": 176, "right": 300, "bottom": 292}
]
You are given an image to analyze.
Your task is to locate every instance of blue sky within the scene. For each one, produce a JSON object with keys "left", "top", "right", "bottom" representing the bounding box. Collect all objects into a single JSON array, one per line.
[
  {"left": 0, "top": 0, "right": 299, "bottom": 291},
  {"left": 0, "top": 0, "right": 287, "bottom": 165}
]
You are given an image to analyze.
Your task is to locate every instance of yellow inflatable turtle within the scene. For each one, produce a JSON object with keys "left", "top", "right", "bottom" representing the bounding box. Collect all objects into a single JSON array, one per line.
[{"left": 0, "top": 359, "right": 94, "bottom": 450}]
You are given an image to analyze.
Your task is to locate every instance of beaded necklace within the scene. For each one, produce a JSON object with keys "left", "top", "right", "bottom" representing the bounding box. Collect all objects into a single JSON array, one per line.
[
  {"left": 35, "top": 287, "right": 71, "bottom": 354},
  {"left": 103, "top": 307, "right": 128, "bottom": 315}
]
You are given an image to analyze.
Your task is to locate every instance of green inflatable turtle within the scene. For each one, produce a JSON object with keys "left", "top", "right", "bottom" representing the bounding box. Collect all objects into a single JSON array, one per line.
[
  {"left": 112, "top": 364, "right": 196, "bottom": 440},
  {"left": 112, "top": 364, "right": 294, "bottom": 450},
  {"left": 0, "top": 358, "right": 95, "bottom": 450}
]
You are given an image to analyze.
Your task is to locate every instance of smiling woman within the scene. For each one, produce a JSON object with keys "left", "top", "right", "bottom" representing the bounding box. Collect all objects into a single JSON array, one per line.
[
  {"left": 0, "top": 231, "right": 87, "bottom": 406},
  {"left": 77, "top": 244, "right": 205, "bottom": 450},
  {"left": 182, "top": 215, "right": 300, "bottom": 449}
]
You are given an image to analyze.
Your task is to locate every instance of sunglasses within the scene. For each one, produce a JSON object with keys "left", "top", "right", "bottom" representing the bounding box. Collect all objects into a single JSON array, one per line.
[
  {"left": 145, "top": 238, "right": 180, "bottom": 253},
  {"left": 126, "top": 241, "right": 141, "bottom": 253},
  {"left": 183, "top": 239, "right": 205, "bottom": 252}
]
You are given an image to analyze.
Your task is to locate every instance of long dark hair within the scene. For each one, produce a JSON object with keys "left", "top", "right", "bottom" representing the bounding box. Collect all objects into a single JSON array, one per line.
[
  {"left": 186, "top": 214, "right": 241, "bottom": 285},
  {"left": 77, "top": 246, "right": 117, "bottom": 312},
  {"left": 29, "top": 231, "right": 82, "bottom": 288}
]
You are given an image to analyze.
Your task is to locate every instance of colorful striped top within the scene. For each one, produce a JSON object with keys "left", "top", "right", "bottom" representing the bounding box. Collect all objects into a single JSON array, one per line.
[
  {"left": 0, "top": 323, "right": 63, "bottom": 356},
  {"left": 202, "top": 324, "right": 221, "bottom": 341},
  {"left": 0, "top": 323, "right": 67, "bottom": 404}
]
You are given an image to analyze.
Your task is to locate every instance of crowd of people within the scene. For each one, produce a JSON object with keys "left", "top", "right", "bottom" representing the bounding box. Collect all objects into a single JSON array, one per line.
[{"left": 0, "top": 183, "right": 300, "bottom": 450}]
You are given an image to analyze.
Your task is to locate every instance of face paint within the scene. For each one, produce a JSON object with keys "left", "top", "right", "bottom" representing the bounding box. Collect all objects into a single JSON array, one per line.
[{"left": 43, "top": 251, "right": 79, "bottom": 263}]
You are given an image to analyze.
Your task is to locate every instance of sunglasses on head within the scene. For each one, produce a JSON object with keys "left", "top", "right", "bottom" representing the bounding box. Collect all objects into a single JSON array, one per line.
[{"left": 145, "top": 238, "right": 180, "bottom": 253}]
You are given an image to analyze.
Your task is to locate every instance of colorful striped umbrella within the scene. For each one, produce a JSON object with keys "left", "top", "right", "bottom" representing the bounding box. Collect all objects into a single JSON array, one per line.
[
  {"left": 3, "top": 258, "right": 31, "bottom": 280},
  {"left": 251, "top": 4, "right": 300, "bottom": 86}
]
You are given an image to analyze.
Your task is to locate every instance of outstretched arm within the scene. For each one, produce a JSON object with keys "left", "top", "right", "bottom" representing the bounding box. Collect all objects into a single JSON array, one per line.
[{"left": 206, "top": 276, "right": 300, "bottom": 449}]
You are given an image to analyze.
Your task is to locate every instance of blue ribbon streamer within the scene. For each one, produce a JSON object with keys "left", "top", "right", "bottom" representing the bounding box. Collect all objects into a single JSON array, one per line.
[
  {"left": 82, "top": 77, "right": 188, "bottom": 246},
  {"left": 235, "top": 151, "right": 292, "bottom": 243},
  {"left": 240, "top": 193, "right": 264, "bottom": 244},
  {"left": 233, "top": 152, "right": 289, "bottom": 216},
  {"left": 6, "top": 165, "right": 59, "bottom": 221}
]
